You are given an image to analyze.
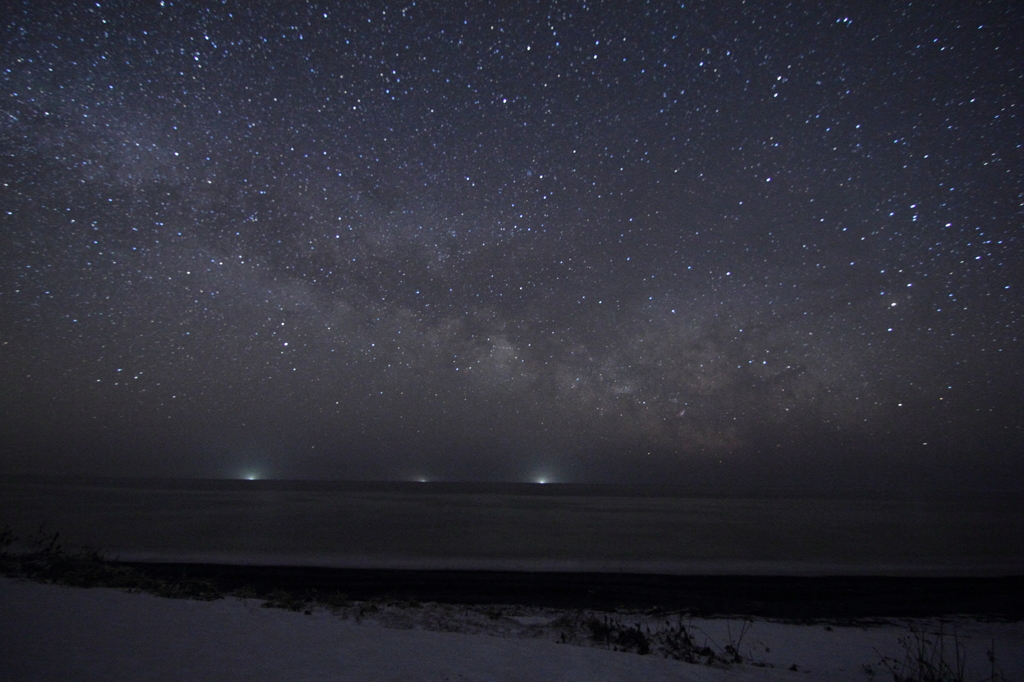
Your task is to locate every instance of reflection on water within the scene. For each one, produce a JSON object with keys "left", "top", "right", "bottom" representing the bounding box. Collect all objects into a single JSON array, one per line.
[{"left": 2, "top": 476, "right": 1022, "bottom": 576}]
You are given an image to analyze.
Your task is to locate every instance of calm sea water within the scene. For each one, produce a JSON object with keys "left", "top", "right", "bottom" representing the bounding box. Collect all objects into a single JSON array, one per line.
[{"left": 2, "top": 476, "right": 1022, "bottom": 576}]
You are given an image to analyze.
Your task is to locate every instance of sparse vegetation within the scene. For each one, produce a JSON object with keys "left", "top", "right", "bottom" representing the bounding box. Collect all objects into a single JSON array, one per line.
[
  {"left": 321, "top": 590, "right": 352, "bottom": 610},
  {"left": 553, "top": 610, "right": 752, "bottom": 665},
  {"left": 261, "top": 589, "right": 310, "bottom": 612},
  {"left": 582, "top": 614, "right": 651, "bottom": 655},
  {"left": 874, "top": 623, "right": 1007, "bottom": 682},
  {"left": 0, "top": 524, "right": 336, "bottom": 612},
  {"left": 0, "top": 524, "right": 220, "bottom": 600}
]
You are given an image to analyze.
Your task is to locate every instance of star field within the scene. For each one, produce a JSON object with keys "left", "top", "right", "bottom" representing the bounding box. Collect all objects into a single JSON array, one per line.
[{"left": 1, "top": 1, "right": 1021, "bottom": 489}]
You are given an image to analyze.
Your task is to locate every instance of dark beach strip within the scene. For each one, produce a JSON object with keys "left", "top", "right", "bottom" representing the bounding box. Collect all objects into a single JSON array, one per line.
[{"left": 113, "top": 562, "right": 1024, "bottom": 620}]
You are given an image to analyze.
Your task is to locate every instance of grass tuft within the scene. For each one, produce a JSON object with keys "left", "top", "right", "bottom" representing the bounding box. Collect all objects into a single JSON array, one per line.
[
  {"left": 874, "top": 623, "right": 1007, "bottom": 682},
  {"left": 552, "top": 611, "right": 749, "bottom": 663}
]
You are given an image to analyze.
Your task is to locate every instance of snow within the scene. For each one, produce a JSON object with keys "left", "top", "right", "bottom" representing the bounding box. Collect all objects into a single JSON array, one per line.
[{"left": 2, "top": 577, "right": 1021, "bottom": 682}]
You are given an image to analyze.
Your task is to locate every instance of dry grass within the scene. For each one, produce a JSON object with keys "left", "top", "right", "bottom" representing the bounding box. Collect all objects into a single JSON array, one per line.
[{"left": 873, "top": 623, "right": 1007, "bottom": 682}]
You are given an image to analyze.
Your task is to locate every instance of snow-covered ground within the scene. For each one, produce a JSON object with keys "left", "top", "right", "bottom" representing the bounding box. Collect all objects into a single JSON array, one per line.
[{"left": 2, "top": 576, "right": 1021, "bottom": 682}]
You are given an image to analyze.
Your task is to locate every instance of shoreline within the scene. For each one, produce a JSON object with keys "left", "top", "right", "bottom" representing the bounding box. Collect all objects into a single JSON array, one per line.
[
  {"left": 100, "top": 549, "right": 1024, "bottom": 578},
  {"left": 113, "top": 560, "right": 1024, "bottom": 620},
  {"left": 7, "top": 536, "right": 1020, "bottom": 620}
]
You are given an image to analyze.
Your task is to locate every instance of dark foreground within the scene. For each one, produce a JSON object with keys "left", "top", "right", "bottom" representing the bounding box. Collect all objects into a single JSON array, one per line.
[{"left": 119, "top": 562, "right": 1023, "bottom": 620}]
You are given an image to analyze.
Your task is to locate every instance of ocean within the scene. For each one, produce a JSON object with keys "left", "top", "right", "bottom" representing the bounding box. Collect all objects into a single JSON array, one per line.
[{"left": 2, "top": 476, "right": 1021, "bottom": 576}]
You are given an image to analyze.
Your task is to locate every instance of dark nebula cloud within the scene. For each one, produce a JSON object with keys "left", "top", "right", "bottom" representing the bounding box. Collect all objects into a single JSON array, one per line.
[{"left": 2, "top": 1, "right": 1021, "bottom": 490}]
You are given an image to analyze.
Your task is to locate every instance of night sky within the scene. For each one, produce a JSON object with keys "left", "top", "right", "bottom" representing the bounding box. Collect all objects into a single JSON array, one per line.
[{"left": 2, "top": 1, "right": 1021, "bottom": 490}]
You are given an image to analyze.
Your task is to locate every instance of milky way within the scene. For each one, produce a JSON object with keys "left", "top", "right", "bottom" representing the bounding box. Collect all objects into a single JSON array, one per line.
[{"left": 2, "top": 1, "right": 1021, "bottom": 488}]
